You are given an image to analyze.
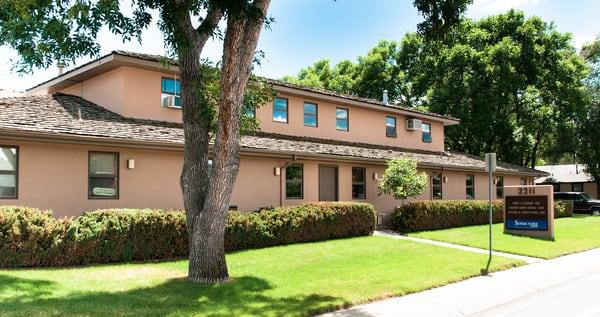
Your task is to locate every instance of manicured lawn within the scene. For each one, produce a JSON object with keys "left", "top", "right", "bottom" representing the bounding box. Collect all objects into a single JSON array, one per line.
[
  {"left": 0, "top": 236, "right": 521, "bottom": 317},
  {"left": 410, "top": 215, "right": 600, "bottom": 259}
]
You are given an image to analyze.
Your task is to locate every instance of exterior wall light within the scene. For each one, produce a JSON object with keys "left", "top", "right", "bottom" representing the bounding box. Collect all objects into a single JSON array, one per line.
[
  {"left": 127, "top": 159, "right": 135, "bottom": 170},
  {"left": 274, "top": 166, "right": 281, "bottom": 176}
]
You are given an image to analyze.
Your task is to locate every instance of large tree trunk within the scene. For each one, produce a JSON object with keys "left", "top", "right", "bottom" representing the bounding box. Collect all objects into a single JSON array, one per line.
[
  {"left": 186, "top": 0, "right": 271, "bottom": 283},
  {"left": 180, "top": 48, "right": 216, "bottom": 283}
]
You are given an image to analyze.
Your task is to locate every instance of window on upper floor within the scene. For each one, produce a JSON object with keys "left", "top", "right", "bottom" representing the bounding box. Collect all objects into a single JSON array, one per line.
[
  {"left": 161, "top": 77, "right": 181, "bottom": 108},
  {"left": 432, "top": 173, "right": 442, "bottom": 199},
  {"left": 244, "top": 105, "right": 256, "bottom": 118},
  {"left": 336, "top": 108, "right": 349, "bottom": 131},
  {"left": 273, "top": 97, "right": 288, "bottom": 123},
  {"left": 352, "top": 167, "right": 366, "bottom": 199},
  {"left": 286, "top": 164, "right": 303, "bottom": 199},
  {"left": 304, "top": 102, "right": 318, "bottom": 127},
  {"left": 89, "top": 152, "right": 119, "bottom": 199},
  {"left": 386, "top": 116, "right": 397, "bottom": 137},
  {"left": 0, "top": 146, "right": 18, "bottom": 199},
  {"left": 466, "top": 174, "right": 475, "bottom": 200},
  {"left": 422, "top": 123, "right": 432, "bottom": 143}
]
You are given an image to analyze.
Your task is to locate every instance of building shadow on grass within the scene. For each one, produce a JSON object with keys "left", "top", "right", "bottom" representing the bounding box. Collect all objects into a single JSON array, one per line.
[{"left": 0, "top": 274, "right": 346, "bottom": 317}]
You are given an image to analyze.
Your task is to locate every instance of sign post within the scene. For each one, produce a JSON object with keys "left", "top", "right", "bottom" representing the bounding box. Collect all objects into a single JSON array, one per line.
[
  {"left": 504, "top": 185, "right": 554, "bottom": 240},
  {"left": 482, "top": 153, "right": 496, "bottom": 275}
]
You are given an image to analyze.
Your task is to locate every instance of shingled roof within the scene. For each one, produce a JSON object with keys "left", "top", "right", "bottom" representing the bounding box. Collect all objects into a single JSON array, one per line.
[
  {"left": 28, "top": 50, "right": 458, "bottom": 123},
  {"left": 0, "top": 94, "right": 544, "bottom": 175}
]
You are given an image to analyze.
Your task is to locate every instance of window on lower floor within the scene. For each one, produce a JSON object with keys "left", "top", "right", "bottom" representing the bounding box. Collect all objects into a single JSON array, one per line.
[
  {"left": 432, "top": 173, "right": 442, "bottom": 199},
  {"left": 572, "top": 183, "right": 584, "bottom": 192},
  {"left": 285, "top": 163, "right": 303, "bottom": 199},
  {"left": 466, "top": 174, "right": 475, "bottom": 200},
  {"left": 352, "top": 167, "right": 366, "bottom": 199},
  {"left": 552, "top": 183, "right": 560, "bottom": 192},
  {"left": 89, "top": 152, "right": 119, "bottom": 199},
  {"left": 496, "top": 176, "right": 504, "bottom": 199},
  {"left": 0, "top": 146, "right": 18, "bottom": 199},
  {"left": 161, "top": 77, "right": 181, "bottom": 108}
]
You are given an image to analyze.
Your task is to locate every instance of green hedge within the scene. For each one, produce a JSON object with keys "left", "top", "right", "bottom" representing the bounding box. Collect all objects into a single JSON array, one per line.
[
  {"left": 226, "top": 202, "right": 376, "bottom": 251},
  {"left": 0, "top": 202, "right": 376, "bottom": 267},
  {"left": 392, "top": 200, "right": 504, "bottom": 233},
  {"left": 392, "top": 200, "right": 572, "bottom": 233}
]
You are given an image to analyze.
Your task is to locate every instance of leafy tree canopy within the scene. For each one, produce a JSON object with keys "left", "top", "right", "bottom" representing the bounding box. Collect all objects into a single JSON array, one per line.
[
  {"left": 377, "top": 158, "right": 428, "bottom": 199},
  {"left": 285, "top": 10, "right": 589, "bottom": 168},
  {"left": 576, "top": 35, "right": 600, "bottom": 197}
]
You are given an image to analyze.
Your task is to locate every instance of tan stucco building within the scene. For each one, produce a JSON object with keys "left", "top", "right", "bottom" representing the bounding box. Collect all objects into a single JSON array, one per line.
[{"left": 0, "top": 51, "right": 545, "bottom": 224}]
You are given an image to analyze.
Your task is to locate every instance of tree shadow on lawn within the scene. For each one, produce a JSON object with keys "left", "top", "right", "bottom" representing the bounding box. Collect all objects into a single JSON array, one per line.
[{"left": 0, "top": 274, "right": 345, "bottom": 317}]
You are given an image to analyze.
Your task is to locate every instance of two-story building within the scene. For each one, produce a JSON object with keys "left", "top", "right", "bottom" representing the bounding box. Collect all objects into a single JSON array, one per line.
[{"left": 0, "top": 51, "right": 546, "bottom": 224}]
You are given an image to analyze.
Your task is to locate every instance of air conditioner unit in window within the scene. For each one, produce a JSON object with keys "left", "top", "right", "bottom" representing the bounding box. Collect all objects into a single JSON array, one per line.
[
  {"left": 406, "top": 118, "right": 422, "bottom": 131},
  {"left": 161, "top": 94, "right": 181, "bottom": 108}
]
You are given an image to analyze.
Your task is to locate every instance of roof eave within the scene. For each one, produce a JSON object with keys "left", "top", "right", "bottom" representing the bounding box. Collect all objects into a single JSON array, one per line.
[{"left": 0, "top": 128, "right": 543, "bottom": 176}]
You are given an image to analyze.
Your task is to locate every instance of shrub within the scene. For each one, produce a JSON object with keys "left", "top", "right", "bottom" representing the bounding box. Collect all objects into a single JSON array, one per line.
[
  {"left": 392, "top": 200, "right": 504, "bottom": 233},
  {"left": 65, "top": 209, "right": 188, "bottom": 265},
  {"left": 392, "top": 199, "right": 574, "bottom": 233},
  {"left": 225, "top": 202, "right": 377, "bottom": 251},
  {"left": 554, "top": 200, "right": 574, "bottom": 218},
  {"left": 0, "top": 202, "right": 376, "bottom": 267},
  {"left": 0, "top": 206, "right": 69, "bottom": 266}
]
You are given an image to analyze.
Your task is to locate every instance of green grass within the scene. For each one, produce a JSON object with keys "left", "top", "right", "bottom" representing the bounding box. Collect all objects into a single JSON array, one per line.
[
  {"left": 410, "top": 215, "right": 600, "bottom": 259},
  {"left": 0, "top": 236, "right": 521, "bottom": 317}
]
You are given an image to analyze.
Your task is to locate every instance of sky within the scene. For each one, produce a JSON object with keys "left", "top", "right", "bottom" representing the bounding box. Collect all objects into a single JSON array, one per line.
[{"left": 1, "top": 0, "right": 599, "bottom": 92}]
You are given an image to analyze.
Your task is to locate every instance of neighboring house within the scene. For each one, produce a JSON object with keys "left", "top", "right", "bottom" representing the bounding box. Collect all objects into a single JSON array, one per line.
[
  {"left": 535, "top": 164, "right": 597, "bottom": 198},
  {"left": 0, "top": 51, "right": 546, "bottom": 224}
]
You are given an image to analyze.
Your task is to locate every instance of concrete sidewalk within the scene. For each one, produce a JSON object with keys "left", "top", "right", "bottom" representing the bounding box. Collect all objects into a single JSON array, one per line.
[
  {"left": 374, "top": 231, "right": 542, "bottom": 264},
  {"left": 317, "top": 247, "right": 600, "bottom": 317}
]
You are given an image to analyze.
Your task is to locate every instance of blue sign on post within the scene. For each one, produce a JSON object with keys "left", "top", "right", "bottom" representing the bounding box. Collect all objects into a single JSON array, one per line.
[{"left": 505, "top": 219, "right": 548, "bottom": 231}]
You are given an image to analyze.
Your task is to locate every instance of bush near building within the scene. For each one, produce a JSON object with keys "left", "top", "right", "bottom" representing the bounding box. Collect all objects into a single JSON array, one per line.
[
  {"left": 0, "top": 202, "right": 376, "bottom": 267},
  {"left": 392, "top": 200, "right": 573, "bottom": 233}
]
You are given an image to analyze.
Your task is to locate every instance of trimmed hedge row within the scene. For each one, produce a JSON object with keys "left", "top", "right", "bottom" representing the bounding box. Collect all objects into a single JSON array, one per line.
[
  {"left": 392, "top": 200, "right": 504, "bottom": 233},
  {"left": 392, "top": 200, "right": 573, "bottom": 233},
  {"left": 0, "top": 202, "right": 376, "bottom": 267}
]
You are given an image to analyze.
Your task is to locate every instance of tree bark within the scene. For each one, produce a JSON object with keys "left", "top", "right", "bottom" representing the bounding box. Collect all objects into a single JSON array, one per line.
[
  {"left": 186, "top": 0, "right": 271, "bottom": 283},
  {"left": 180, "top": 47, "right": 216, "bottom": 282}
]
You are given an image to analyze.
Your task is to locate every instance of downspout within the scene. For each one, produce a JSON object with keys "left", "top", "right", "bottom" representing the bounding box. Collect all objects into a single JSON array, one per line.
[{"left": 279, "top": 155, "right": 298, "bottom": 207}]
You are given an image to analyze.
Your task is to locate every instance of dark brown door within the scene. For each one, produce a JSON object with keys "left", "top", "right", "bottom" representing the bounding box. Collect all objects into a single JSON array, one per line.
[{"left": 319, "top": 166, "right": 338, "bottom": 201}]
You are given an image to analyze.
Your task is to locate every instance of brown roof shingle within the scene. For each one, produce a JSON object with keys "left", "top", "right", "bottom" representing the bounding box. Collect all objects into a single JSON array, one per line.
[{"left": 0, "top": 93, "right": 543, "bottom": 175}]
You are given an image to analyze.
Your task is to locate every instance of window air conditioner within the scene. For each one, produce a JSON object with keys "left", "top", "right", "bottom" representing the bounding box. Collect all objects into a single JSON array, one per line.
[{"left": 406, "top": 118, "right": 422, "bottom": 131}]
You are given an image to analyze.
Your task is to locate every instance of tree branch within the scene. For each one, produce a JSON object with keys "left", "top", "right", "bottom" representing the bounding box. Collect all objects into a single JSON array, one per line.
[{"left": 196, "top": 3, "right": 224, "bottom": 48}]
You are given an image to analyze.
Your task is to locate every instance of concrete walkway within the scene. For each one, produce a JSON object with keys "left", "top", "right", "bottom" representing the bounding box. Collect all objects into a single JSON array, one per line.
[
  {"left": 317, "top": 247, "right": 600, "bottom": 317},
  {"left": 374, "top": 231, "right": 542, "bottom": 264}
]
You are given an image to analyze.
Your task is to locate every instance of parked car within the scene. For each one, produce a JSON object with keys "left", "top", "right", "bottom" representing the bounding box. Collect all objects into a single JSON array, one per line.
[{"left": 554, "top": 192, "right": 600, "bottom": 215}]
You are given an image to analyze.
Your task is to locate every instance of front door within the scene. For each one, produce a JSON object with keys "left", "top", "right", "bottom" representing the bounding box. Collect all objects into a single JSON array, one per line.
[{"left": 319, "top": 165, "right": 338, "bottom": 201}]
